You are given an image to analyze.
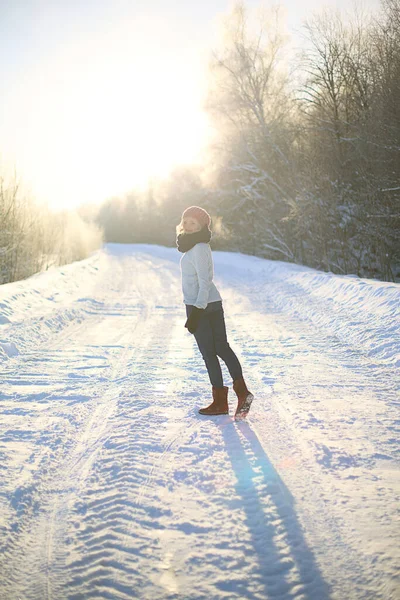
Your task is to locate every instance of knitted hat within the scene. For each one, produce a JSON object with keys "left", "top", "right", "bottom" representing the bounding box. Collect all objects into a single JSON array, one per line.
[{"left": 182, "top": 206, "right": 211, "bottom": 229}]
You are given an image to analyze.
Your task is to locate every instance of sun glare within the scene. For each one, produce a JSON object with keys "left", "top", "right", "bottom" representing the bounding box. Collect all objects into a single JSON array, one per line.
[{"left": 3, "top": 15, "right": 211, "bottom": 211}]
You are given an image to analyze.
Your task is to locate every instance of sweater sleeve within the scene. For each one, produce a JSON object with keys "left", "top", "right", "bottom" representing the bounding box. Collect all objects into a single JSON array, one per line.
[{"left": 192, "top": 243, "right": 213, "bottom": 309}]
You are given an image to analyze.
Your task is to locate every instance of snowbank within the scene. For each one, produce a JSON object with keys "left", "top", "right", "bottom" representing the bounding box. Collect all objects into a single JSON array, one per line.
[
  {"left": 0, "top": 250, "right": 104, "bottom": 359},
  {"left": 213, "top": 250, "right": 400, "bottom": 368}
]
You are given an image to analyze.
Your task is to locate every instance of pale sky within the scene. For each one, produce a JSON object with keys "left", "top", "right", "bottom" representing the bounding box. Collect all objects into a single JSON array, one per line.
[{"left": 0, "top": 0, "right": 380, "bottom": 211}]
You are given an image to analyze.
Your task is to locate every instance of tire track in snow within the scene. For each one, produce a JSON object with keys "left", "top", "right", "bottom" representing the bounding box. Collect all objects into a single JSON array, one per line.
[
  {"left": 57, "top": 311, "right": 183, "bottom": 600},
  {"left": 39, "top": 250, "right": 186, "bottom": 599},
  {"left": 0, "top": 251, "right": 179, "bottom": 600},
  {"left": 0, "top": 256, "right": 143, "bottom": 557},
  {"left": 1, "top": 328, "right": 144, "bottom": 598},
  {"left": 134, "top": 418, "right": 203, "bottom": 508},
  {"left": 42, "top": 309, "right": 153, "bottom": 600}
]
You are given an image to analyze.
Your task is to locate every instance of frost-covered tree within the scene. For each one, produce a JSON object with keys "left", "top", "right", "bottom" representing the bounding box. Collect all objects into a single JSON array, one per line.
[
  {"left": 0, "top": 168, "right": 103, "bottom": 284},
  {"left": 201, "top": 0, "right": 399, "bottom": 280},
  {"left": 205, "top": 1, "right": 297, "bottom": 259},
  {"left": 297, "top": 1, "right": 400, "bottom": 278}
]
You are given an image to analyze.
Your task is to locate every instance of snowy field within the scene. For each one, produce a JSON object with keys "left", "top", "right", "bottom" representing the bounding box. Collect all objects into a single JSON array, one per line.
[{"left": 0, "top": 243, "right": 399, "bottom": 600}]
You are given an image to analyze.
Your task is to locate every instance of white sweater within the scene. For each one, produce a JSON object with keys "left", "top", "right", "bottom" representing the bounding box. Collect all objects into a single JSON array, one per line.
[{"left": 180, "top": 243, "right": 222, "bottom": 309}]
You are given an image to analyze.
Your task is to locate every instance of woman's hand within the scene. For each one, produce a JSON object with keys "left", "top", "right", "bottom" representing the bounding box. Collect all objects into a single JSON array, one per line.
[{"left": 184, "top": 307, "right": 204, "bottom": 334}]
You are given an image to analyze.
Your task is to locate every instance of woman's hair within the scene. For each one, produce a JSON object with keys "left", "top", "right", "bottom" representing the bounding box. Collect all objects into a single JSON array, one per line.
[
  {"left": 176, "top": 219, "right": 209, "bottom": 235},
  {"left": 176, "top": 219, "right": 185, "bottom": 235}
]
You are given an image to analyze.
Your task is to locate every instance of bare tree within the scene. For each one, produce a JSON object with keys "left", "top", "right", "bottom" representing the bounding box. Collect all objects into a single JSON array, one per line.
[
  {"left": 205, "top": 1, "right": 297, "bottom": 259},
  {"left": 0, "top": 167, "right": 103, "bottom": 284},
  {"left": 200, "top": 0, "right": 399, "bottom": 280}
]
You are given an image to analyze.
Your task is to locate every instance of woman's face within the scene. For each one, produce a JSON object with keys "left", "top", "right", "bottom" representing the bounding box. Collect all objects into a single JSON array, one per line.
[{"left": 182, "top": 217, "right": 202, "bottom": 233}]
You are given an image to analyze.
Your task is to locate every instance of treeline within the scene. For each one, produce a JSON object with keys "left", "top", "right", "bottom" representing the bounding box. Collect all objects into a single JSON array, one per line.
[
  {"left": 95, "top": 0, "right": 399, "bottom": 281},
  {"left": 0, "top": 174, "right": 102, "bottom": 285},
  {"left": 92, "top": 169, "right": 212, "bottom": 249}
]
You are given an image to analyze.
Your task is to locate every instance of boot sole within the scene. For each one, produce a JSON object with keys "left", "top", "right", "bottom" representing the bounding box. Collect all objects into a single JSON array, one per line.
[
  {"left": 198, "top": 410, "right": 229, "bottom": 416},
  {"left": 235, "top": 393, "right": 254, "bottom": 419}
]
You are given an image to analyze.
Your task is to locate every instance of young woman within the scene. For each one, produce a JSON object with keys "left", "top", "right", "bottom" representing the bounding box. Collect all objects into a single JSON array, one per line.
[{"left": 176, "top": 205, "right": 254, "bottom": 418}]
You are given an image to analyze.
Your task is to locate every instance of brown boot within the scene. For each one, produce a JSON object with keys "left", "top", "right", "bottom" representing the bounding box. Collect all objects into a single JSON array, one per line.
[
  {"left": 199, "top": 386, "right": 229, "bottom": 415},
  {"left": 233, "top": 378, "right": 254, "bottom": 418}
]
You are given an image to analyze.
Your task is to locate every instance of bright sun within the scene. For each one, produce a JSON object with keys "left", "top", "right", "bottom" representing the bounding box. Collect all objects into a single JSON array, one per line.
[{"left": 4, "top": 16, "right": 211, "bottom": 211}]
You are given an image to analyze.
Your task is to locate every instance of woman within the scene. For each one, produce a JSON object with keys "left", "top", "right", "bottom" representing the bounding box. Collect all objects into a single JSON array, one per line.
[{"left": 176, "top": 205, "right": 254, "bottom": 418}]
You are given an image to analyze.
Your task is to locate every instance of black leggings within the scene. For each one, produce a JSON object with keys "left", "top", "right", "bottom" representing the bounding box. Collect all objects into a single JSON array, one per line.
[{"left": 186, "top": 301, "right": 243, "bottom": 388}]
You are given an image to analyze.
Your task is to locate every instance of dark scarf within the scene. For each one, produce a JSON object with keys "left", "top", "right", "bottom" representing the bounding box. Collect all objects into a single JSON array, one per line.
[{"left": 176, "top": 226, "right": 212, "bottom": 253}]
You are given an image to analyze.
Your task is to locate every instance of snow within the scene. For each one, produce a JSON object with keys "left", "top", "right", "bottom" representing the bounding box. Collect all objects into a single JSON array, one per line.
[{"left": 0, "top": 243, "right": 399, "bottom": 600}]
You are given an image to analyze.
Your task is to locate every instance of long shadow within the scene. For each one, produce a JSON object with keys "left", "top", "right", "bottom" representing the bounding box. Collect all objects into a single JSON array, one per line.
[{"left": 214, "top": 418, "right": 331, "bottom": 600}]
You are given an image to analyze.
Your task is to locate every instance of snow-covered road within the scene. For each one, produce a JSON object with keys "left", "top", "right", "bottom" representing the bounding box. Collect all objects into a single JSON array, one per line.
[{"left": 0, "top": 244, "right": 399, "bottom": 600}]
